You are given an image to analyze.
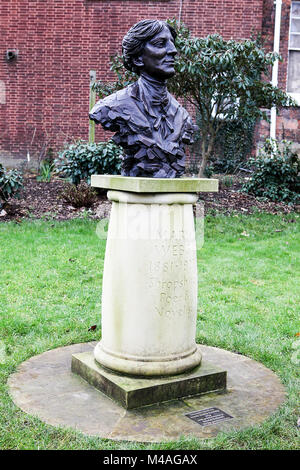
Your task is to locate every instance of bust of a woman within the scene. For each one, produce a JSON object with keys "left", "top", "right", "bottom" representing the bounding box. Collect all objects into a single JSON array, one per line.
[{"left": 89, "top": 19, "right": 197, "bottom": 178}]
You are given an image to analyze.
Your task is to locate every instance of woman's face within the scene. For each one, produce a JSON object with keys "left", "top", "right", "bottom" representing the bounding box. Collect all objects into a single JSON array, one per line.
[{"left": 136, "top": 25, "right": 177, "bottom": 79}]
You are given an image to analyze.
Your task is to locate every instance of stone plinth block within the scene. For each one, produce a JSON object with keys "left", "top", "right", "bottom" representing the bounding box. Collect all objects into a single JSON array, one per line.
[{"left": 71, "top": 351, "right": 227, "bottom": 409}]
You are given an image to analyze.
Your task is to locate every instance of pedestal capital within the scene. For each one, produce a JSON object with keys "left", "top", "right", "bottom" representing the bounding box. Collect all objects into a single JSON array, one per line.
[
  {"left": 107, "top": 190, "right": 198, "bottom": 205},
  {"left": 91, "top": 175, "right": 218, "bottom": 193}
]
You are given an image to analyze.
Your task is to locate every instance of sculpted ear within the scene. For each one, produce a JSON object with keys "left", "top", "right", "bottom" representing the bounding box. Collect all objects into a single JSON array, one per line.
[{"left": 133, "top": 56, "right": 144, "bottom": 68}]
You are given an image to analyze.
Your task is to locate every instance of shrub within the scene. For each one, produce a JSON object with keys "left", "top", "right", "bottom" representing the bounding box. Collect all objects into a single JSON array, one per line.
[
  {"left": 0, "top": 163, "right": 23, "bottom": 206},
  {"left": 55, "top": 139, "right": 122, "bottom": 185},
  {"left": 60, "top": 182, "right": 98, "bottom": 208},
  {"left": 242, "top": 139, "right": 300, "bottom": 203}
]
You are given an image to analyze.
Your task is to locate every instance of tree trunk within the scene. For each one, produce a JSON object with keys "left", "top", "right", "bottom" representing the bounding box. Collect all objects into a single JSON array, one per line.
[
  {"left": 198, "top": 152, "right": 208, "bottom": 178},
  {"left": 198, "top": 139, "right": 213, "bottom": 178}
]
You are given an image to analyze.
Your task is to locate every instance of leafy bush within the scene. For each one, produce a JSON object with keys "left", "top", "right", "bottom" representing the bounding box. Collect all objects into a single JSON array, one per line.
[
  {"left": 242, "top": 139, "right": 300, "bottom": 203},
  {"left": 55, "top": 140, "right": 122, "bottom": 185},
  {"left": 60, "top": 182, "right": 98, "bottom": 208},
  {"left": 0, "top": 163, "right": 23, "bottom": 205}
]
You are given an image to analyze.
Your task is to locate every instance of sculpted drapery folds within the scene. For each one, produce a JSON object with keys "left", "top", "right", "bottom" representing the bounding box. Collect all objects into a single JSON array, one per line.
[{"left": 89, "top": 19, "right": 197, "bottom": 178}]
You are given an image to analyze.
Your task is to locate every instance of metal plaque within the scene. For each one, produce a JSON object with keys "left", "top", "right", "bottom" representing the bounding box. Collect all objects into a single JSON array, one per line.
[{"left": 185, "top": 407, "right": 233, "bottom": 426}]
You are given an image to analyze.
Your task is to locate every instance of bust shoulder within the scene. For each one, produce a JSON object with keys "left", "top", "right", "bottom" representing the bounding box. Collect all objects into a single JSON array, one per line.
[
  {"left": 89, "top": 82, "right": 140, "bottom": 122},
  {"left": 89, "top": 81, "right": 152, "bottom": 134}
]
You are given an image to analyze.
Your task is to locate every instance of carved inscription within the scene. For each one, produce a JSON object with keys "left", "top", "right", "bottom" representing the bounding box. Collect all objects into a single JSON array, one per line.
[{"left": 147, "top": 241, "right": 197, "bottom": 319}]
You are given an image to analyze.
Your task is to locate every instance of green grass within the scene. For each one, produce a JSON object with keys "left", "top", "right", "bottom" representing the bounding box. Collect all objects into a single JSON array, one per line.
[{"left": 0, "top": 213, "right": 299, "bottom": 450}]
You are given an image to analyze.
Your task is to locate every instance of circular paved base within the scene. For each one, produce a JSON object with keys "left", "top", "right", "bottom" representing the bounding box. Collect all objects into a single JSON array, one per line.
[{"left": 8, "top": 342, "right": 286, "bottom": 443}]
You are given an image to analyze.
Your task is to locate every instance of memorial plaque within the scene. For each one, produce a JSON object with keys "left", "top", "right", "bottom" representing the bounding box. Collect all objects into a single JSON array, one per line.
[{"left": 185, "top": 407, "right": 233, "bottom": 426}]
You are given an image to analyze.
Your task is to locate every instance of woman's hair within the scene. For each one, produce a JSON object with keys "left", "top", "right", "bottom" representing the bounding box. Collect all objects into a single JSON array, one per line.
[{"left": 122, "top": 19, "right": 176, "bottom": 75}]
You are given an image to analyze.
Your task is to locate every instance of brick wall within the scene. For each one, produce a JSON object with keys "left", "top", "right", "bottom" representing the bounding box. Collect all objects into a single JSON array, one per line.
[
  {"left": 257, "top": 0, "right": 300, "bottom": 148},
  {"left": 0, "top": 0, "right": 263, "bottom": 166}
]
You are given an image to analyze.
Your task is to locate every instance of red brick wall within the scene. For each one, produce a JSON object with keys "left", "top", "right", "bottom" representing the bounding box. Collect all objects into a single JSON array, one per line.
[
  {"left": 0, "top": 0, "right": 263, "bottom": 164},
  {"left": 257, "top": 0, "right": 300, "bottom": 146}
]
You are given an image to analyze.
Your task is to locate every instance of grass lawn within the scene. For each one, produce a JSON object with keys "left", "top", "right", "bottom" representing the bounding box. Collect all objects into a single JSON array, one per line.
[{"left": 0, "top": 212, "right": 299, "bottom": 450}]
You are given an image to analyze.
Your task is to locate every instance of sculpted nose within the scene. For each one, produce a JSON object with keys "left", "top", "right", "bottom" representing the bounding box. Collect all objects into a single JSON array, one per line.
[{"left": 167, "top": 40, "right": 177, "bottom": 56}]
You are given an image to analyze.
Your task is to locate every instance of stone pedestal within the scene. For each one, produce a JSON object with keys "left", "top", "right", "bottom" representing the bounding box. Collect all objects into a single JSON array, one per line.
[
  {"left": 92, "top": 176, "right": 218, "bottom": 377},
  {"left": 72, "top": 176, "right": 223, "bottom": 406}
]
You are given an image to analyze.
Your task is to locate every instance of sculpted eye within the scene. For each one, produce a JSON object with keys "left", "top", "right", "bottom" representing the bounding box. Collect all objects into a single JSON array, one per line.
[{"left": 152, "top": 39, "right": 166, "bottom": 47}]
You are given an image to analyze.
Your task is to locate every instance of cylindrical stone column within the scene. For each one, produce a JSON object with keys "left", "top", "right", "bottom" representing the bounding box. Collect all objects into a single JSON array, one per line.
[{"left": 94, "top": 190, "right": 202, "bottom": 376}]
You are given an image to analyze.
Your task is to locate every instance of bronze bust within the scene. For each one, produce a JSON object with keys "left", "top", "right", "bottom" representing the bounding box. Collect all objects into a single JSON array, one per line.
[{"left": 89, "top": 19, "right": 197, "bottom": 178}]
